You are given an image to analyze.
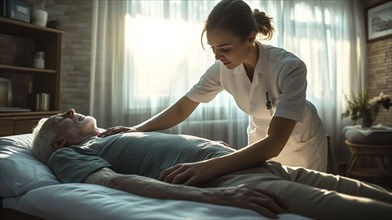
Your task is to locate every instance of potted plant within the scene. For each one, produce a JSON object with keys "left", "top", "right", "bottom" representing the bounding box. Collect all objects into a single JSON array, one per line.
[{"left": 342, "top": 91, "right": 391, "bottom": 128}]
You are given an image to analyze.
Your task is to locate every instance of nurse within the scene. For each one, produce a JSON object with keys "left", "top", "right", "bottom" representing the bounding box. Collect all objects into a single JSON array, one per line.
[{"left": 100, "top": 0, "right": 328, "bottom": 185}]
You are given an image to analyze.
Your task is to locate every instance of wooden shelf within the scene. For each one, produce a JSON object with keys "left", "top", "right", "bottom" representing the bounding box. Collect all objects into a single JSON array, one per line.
[
  {"left": 0, "top": 17, "right": 63, "bottom": 136},
  {"left": 0, "top": 64, "right": 56, "bottom": 74},
  {"left": 0, "top": 111, "right": 59, "bottom": 117},
  {"left": 0, "top": 17, "right": 63, "bottom": 37}
]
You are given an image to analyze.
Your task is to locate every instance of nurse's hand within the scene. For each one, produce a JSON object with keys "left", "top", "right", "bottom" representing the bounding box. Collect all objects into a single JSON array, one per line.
[
  {"left": 98, "top": 126, "right": 137, "bottom": 137},
  {"left": 159, "top": 160, "right": 220, "bottom": 186}
]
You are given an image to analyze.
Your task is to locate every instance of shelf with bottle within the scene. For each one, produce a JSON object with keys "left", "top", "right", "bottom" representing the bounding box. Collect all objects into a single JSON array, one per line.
[
  {"left": 0, "top": 15, "right": 62, "bottom": 136},
  {"left": 0, "top": 17, "right": 63, "bottom": 37},
  {"left": 1, "top": 17, "right": 62, "bottom": 72},
  {"left": 0, "top": 64, "right": 56, "bottom": 74}
]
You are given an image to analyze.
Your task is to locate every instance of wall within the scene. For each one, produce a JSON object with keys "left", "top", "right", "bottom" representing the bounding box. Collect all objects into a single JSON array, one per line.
[
  {"left": 28, "top": 0, "right": 92, "bottom": 115},
  {"left": 365, "top": 0, "right": 392, "bottom": 126}
]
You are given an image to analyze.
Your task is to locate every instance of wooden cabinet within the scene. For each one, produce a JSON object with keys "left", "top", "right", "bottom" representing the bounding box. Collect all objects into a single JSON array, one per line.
[{"left": 0, "top": 17, "right": 63, "bottom": 136}]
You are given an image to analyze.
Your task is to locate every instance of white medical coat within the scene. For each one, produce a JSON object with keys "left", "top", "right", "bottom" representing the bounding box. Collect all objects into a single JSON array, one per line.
[{"left": 186, "top": 42, "right": 328, "bottom": 171}]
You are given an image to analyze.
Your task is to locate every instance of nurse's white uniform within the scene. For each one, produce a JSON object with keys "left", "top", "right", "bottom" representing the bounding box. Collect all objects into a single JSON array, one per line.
[{"left": 186, "top": 42, "right": 328, "bottom": 171}]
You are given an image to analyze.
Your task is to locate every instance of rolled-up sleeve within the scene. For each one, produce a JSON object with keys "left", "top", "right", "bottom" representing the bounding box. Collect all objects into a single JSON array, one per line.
[
  {"left": 48, "top": 147, "right": 112, "bottom": 183},
  {"left": 274, "top": 59, "right": 307, "bottom": 123},
  {"left": 186, "top": 62, "right": 223, "bottom": 103}
]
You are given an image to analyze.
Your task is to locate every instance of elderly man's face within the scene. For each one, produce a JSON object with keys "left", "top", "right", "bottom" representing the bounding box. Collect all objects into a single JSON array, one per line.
[{"left": 45, "top": 108, "right": 99, "bottom": 147}]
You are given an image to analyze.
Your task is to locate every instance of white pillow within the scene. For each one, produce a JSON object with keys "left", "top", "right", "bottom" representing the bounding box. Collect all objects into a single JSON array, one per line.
[{"left": 0, "top": 134, "right": 60, "bottom": 197}]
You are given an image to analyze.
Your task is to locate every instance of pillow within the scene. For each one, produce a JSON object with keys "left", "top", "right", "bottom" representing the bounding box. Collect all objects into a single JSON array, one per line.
[{"left": 0, "top": 134, "right": 60, "bottom": 197}]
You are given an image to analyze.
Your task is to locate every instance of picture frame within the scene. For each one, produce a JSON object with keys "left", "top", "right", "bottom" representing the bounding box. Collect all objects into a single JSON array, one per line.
[{"left": 367, "top": 1, "right": 392, "bottom": 42}]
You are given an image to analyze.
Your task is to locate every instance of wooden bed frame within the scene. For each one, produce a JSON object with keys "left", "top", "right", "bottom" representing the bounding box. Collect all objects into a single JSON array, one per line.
[{"left": 1, "top": 207, "right": 44, "bottom": 220}]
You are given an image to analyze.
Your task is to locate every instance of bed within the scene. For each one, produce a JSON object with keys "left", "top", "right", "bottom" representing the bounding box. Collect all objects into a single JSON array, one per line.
[{"left": 0, "top": 133, "right": 310, "bottom": 220}]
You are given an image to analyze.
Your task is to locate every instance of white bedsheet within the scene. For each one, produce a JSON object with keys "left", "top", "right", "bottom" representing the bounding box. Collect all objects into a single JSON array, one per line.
[{"left": 3, "top": 183, "right": 309, "bottom": 220}]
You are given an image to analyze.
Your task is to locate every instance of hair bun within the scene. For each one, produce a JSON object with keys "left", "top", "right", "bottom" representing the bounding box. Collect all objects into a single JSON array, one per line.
[{"left": 253, "top": 9, "right": 274, "bottom": 40}]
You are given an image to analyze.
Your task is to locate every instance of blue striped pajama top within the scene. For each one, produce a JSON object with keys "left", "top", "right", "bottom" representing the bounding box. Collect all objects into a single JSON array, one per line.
[{"left": 48, "top": 132, "right": 235, "bottom": 183}]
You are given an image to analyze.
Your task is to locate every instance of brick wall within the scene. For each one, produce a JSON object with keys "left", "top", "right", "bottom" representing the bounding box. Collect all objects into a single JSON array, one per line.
[
  {"left": 28, "top": 0, "right": 92, "bottom": 115},
  {"left": 365, "top": 0, "right": 392, "bottom": 126}
]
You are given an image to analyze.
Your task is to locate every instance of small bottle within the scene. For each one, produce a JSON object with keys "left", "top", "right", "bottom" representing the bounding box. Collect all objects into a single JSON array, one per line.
[{"left": 33, "top": 51, "right": 45, "bottom": 68}]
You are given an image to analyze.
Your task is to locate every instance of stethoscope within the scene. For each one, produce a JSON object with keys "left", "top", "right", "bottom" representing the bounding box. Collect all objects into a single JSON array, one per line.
[
  {"left": 266, "top": 92, "right": 272, "bottom": 110},
  {"left": 266, "top": 91, "right": 274, "bottom": 116}
]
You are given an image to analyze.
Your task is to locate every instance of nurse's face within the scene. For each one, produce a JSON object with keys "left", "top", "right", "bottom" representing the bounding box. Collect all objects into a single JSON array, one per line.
[{"left": 206, "top": 28, "right": 253, "bottom": 69}]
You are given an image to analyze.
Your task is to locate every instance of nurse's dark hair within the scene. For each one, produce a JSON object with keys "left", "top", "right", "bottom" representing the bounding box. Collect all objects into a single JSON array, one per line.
[{"left": 201, "top": 0, "right": 274, "bottom": 48}]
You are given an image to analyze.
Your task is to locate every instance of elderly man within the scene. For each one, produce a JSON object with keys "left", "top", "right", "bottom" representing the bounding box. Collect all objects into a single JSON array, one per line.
[{"left": 32, "top": 109, "right": 391, "bottom": 220}]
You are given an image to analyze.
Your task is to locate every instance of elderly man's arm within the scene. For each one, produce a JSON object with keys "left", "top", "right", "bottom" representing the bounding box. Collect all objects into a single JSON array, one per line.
[{"left": 85, "top": 168, "right": 287, "bottom": 218}]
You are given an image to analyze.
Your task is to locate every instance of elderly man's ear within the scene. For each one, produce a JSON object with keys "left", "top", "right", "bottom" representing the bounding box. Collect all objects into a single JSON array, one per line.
[{"left": 52, "top": 139, "right": 67, "bottom": 149}]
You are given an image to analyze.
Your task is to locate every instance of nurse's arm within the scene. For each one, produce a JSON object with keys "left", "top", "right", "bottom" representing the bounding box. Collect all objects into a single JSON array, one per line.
[
  {"left": 99, "top": 95, "right": 199, "bottom": 137},
  {"left": 208, "top": 117, "right": 296, "bottom": 174},
  {"left": 134, "top": 95, "right": 199, "bottom": 132}
]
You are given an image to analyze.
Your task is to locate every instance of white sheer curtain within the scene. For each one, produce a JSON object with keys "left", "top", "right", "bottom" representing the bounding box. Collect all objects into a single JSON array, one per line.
[{"left": 90, "top": 0, "right": 366, "bottom": 153}]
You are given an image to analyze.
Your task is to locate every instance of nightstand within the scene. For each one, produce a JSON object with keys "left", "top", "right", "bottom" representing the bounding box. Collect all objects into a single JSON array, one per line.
[{"left": 344, "top": 125, "right": 392, "bottom": 181}]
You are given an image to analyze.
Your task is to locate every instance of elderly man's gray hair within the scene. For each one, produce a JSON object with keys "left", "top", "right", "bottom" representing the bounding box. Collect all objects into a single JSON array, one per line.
[{"left": 31, "top": 118, "right": 57, "bottom": 164}]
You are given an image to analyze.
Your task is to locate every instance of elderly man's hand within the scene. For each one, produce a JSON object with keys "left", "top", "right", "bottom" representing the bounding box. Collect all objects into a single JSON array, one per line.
[
  {"left": 98, "top": 126, "right": 136, "bottom": 137},
  {"left": 207, "top": 184, "right": 288, "bottom": 219}
]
